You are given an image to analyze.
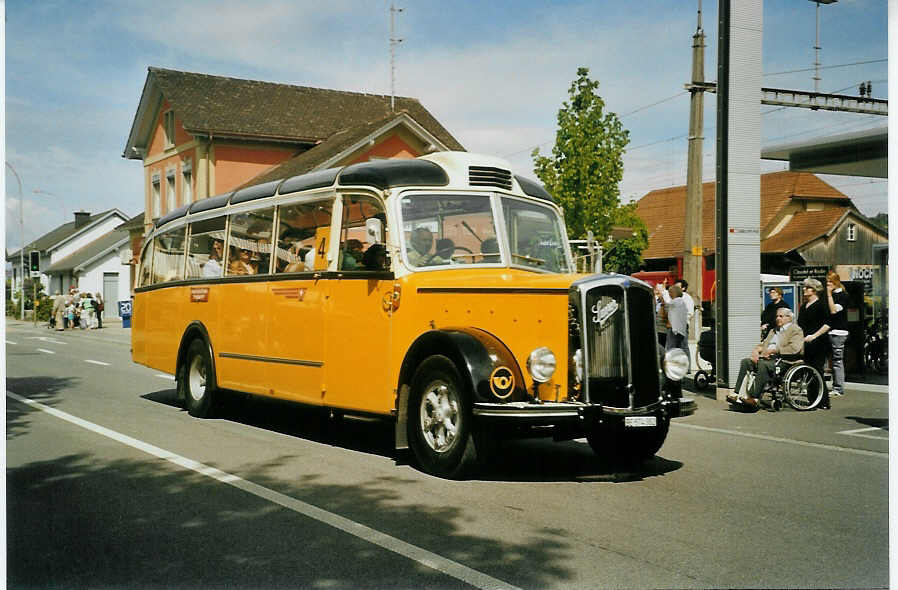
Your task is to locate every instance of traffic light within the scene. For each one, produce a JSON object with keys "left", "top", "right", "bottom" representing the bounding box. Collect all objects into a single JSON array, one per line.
[{"left": 29, "top": 250, "right": 40, "bottom": 273}]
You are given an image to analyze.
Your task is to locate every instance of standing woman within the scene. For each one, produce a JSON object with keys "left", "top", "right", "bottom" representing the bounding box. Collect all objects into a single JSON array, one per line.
[
  {"left": 826, "top": 271, "right": 850, "bottom": 397},
  {"left": 797, "top": 278, "right": 831, "bottom": 409}
]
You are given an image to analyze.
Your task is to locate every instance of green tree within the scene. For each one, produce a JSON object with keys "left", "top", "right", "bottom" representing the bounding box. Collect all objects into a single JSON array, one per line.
[{"left": 533, "top": 67, "right": 648, "bottom": 274}]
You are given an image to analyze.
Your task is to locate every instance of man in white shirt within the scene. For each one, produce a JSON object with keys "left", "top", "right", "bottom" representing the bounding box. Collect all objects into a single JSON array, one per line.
[{"left": 675, "top": 279, "right": 695, "bottom": 370}]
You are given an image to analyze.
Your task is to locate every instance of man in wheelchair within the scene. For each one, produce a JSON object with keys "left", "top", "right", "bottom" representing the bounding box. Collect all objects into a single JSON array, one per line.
[{"left": 727, "top": 308, "right": 804, "bottom": 408}]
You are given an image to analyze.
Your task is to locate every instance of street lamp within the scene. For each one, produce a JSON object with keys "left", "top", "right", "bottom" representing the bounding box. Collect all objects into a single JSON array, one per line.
[{"left": 6, "top": 162, "right": 24, "bottom": 320}]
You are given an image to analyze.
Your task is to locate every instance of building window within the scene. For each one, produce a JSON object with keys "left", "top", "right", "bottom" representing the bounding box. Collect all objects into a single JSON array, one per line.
[
  {"left": 166, "top": 171, "right": 176, "bottom": 212},
  {"left": 163, "top": 111, "right": 175, "bottom": 148},
  {"left": 847, "top": 223, "right": 856, "bottom": 242},
  {"left": 182, "top": 161, "right": 193, "bottom": 205},
  {"left": 152, "top": 175, "right": 161, "bottom": 218}
]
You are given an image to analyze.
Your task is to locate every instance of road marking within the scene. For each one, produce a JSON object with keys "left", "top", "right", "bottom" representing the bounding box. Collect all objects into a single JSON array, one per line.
[
  {"left": 5, "top": 390, "right": 520, "bottom": 590},
  {"left": 6, "top": 340, "right": 16, "bottom": 345},
  {"left": 85, "top": 360, "right": 111, "bottom": 366},
  {"left": 155, "top": 374, "right": 175, "bottom": 380},
  {"left": 36, "top": 348, "right": 56, "bottom": 355},
  {"left": 838, "top": 426, "right": 889, "bottom": 441},
  {"left": 26, "top": 336, "right": 66, "bottom": 345},
  {"left": 673, "top": 422, "right": 887, "bottom": 458}
]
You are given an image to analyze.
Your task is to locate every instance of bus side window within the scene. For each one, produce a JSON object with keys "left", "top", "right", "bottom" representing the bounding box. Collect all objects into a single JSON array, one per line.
[
  {"left": 186, "top": 216, "right": 226, "bottom": 279},
  {"left": 275, "top": 199, "right": 334, "bottom": 274},
  {"left": 339, "top": 195, "right": 387, "bottom": 271},
  {"left": 152, "top": 227, "right": 187, "bottom": 283},
  {"left": 138, "top": 238, "right": 155, "bottom": 287},
  {"left": 226, "top": 207, "right": 275, "bottom": 276}
]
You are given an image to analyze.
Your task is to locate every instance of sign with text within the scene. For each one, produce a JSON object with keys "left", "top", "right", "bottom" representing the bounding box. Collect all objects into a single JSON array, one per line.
[
  {"left": 789, "top": 266, "right": 829, "bottom": 282},
  {"left": 117, "top": 300, "right": 132, "bottom": 317}
]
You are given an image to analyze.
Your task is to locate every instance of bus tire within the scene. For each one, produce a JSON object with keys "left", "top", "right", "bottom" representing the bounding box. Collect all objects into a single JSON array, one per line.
[
  {"left": 586, "top": 417, "right": 670, "bottom": 465},
  {"left": 178, "top": 339, "right": 216, "bottom": 418},
  {"left": 407, "top": 355, "right": 477, "bottom": 479}
]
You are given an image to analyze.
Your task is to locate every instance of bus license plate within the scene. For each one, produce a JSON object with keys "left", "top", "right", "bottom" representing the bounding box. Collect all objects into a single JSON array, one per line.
[{"left": 625, "top": 416, "right": 657, "bottom": 428}]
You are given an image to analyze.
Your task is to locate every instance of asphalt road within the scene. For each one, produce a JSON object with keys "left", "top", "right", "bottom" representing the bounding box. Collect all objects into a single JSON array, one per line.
[{"left": 5, "top": 320, "right": 889, "bottom": 589}]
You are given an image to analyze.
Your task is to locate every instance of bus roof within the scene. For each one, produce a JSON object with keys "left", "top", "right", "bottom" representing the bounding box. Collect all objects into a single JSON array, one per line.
[{"left": 155, "top": 152, "right": 554, "bottom": 230}]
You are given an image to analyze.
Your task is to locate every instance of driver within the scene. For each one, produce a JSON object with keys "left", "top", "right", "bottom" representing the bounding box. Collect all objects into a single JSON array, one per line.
[{"left": 407, "top": 227, "right": 445, "bottom": 266}]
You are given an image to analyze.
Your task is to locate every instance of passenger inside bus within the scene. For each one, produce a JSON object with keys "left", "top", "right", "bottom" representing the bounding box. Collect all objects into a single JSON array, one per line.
[
  {"left": 228, "top": 247, "right": 257, "bottom": 275},
  {"left": 435, "top": 238, "right": 455, "bottom": 261},
  {"left": 363, "top": 244, "right": 388, "bottom": 271},
  {"left": 202, "top": 239, "right": 224, "bottom": 277},
  {"left": 341, "top": 239, "right": 364, "bottom": 270},
  {"left": 481, "top": 237, "right": 499, "bottom": 263}
]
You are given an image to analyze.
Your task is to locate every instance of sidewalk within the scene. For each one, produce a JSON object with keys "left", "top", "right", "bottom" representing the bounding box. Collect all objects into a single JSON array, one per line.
[{"left": 6, "top": 317, "right": 132, "bottom": 341}]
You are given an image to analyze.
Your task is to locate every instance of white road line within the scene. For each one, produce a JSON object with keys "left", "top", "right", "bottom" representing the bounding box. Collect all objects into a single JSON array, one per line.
[
  {"left": 85, "top": 360, "right": 111, "bottom": 366},
  {"left": 838, "top": 427, "right": 889, "bottom": 441},
  {"left": 36, "top": 348, "right": 56, "bottom": 355},
  {"left": 6, "top": 340, "right": 16, "bottom": 345},
  {"left": 673, "top": 422, "right": 888, "bottom": 457},
  {"left": 5, "top": 390, "right": 520, "bottom": 590},
  {"left": 26, "top": 336, "right": 66, "bottom": 345},
  {"left": 155, "top": 374, "right": 175, "bottom": 380}
]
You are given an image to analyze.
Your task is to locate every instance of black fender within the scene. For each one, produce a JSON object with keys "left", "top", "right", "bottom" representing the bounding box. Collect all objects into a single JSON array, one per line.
[
  {"left": 398, "top": 328, "right": 528, "bottom": 405},
  {"left": 175, "top": 321, "right": 218, "bottom": 400},
  {"left": 394, "top": 328, "right": 527, "bottom": 450}
]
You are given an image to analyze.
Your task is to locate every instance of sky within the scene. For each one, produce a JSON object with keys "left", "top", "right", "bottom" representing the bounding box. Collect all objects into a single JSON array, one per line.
[{"left": 2, "top": 0, "right": 889, "bottom": 253}]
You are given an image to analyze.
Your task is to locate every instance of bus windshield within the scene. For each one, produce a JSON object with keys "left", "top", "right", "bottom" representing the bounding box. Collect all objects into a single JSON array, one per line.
[{"left": 399, "top": 193, "right": 571, "bottom": 273}]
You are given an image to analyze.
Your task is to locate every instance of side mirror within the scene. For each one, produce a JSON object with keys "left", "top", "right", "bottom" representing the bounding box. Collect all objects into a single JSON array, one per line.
[{"left": 366, "top": 217, "right": 384, "bottom": 244}]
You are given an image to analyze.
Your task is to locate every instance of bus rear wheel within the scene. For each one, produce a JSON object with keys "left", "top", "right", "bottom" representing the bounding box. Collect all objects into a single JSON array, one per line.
[
  {"left": 407, "top": 355, "right": 477, "bottom": 479},
  {"left": 178, "top": 339, "right": 217, "bottom": 418}
]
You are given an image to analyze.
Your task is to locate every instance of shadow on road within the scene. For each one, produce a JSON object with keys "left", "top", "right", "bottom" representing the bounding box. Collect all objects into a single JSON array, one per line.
[
  {"left": 845, "top": 415, "right": 888, "bottom": 430},
  {"left": 7, "top": 376, "right": 80, "bottom": 440},
  {"left": 141, "top": 387, "right": 681, "bottom": 483},
  {"left": 8, "top": 451, "right": 574, "bottom": 588}
]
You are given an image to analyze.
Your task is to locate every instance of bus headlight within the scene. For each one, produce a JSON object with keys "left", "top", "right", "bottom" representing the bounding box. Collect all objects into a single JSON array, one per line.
[
  {"left": 663, "top": 348, "right": 689, "bottom": 381},
  {"left": 527, "top": 347, "right": 556, "bottom": 383}
]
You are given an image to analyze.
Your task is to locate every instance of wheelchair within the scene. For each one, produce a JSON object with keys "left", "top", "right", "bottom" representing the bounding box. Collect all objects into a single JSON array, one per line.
[{"left": 739, "top": 357, "right": 825, "bottom": 411}]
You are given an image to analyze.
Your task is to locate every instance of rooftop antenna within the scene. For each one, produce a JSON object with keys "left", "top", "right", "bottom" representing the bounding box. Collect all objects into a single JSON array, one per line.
[
  {"left": 390, "top": 3, "right": 404, "bottom": 112},
  {"left": 809, "top": 0, "right": 838, "bottom": 93}
]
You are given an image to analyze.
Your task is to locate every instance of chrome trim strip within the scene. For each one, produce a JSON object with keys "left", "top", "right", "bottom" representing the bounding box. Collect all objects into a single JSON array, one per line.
[
  {"left": 474, "top": 408, "right": 578, "bottom": 418},
  {"left": 218, "top": 352, "right": 323, "bottom": 367},
  {"left": 623, "top": 286, "right": 634, "bottom": 410},
  {"left": 601, "top": 401, "right": 662, "bottom": 415}
]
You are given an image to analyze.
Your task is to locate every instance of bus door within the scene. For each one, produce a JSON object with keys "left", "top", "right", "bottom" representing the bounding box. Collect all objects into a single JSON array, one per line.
[
  {"left": 323, "top": 194, "right": 394, "bottom": 414},
  {"left": 266, "top": 199, "right": 334, "bottom": 404},
  {"left": 215, "top": 207, "right": 275, "bottom": 396}
]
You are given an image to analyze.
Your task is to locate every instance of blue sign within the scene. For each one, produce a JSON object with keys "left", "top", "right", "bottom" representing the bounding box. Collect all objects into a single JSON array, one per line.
[{"left": 117, "top": 300, "right": 132, "bottom": 317}]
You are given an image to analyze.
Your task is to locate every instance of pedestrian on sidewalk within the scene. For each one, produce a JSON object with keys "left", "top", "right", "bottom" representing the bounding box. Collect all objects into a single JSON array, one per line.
[
  {"left": 798, "top": 278, "right": 831, "bottom": 409},
  {"left": 51, "top": 291, "right": 64, "bottom": 331},
  {"left": 94, "top": 293, "right": 104, "bottom": 329},
  {"left": 826, "top": 272, "right": 849, "bottom": 397}
]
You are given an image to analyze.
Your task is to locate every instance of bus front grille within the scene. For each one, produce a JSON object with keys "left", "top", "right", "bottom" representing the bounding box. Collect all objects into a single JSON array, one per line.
[{"left": 582, "top": 282, "right": 661, "bottom": 409}]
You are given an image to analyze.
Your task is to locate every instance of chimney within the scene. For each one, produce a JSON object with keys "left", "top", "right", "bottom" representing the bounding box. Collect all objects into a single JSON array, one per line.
[{"left": 74, "top": 211, "right": 91, "bottom": 229}]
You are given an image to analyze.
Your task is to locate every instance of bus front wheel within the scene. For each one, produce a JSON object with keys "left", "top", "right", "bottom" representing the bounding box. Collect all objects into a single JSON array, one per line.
[
  {"left": 407, "top": 355, "right": 477, "bottom": 479},
  {"left": 178, "top": 339, "right": 216, "bottom": 418}
]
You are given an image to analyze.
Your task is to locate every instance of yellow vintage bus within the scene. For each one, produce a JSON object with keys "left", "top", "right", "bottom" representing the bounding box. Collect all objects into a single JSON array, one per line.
[{"left": 133, "top": 151, "right": 695, "bottom": 478}]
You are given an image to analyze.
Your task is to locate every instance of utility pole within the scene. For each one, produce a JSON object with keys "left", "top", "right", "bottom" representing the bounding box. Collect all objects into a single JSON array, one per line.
[
  {"left": 389, "top": 3, "right": 404, "bottom": 112},
  {"left": 683, "top": 1, "right": 706, "bottom": 345},
  {"left": 6, "top": 162, "right": 25, "bottom": 321},
  {"left": 810, "top": 0, "right": 838, "bottom": 93}
]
